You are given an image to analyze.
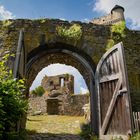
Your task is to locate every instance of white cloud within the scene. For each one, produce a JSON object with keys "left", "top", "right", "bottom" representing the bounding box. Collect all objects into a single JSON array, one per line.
[
  {"left": 30, "top": 64, "right": 88, "bottom": 94},
  {"left": 0, "top": 5, "right": 15, "bottom": 20},
  {"left": 80, "top": 87, "right": 89, "bottom": 94},
  {"left": 82, "top": 18, "right": 90, "bottom": 23},
  {"left": 59, "top": 18, "right": 66, "bottom": 21},
  {"left": 93, "top": 0, "right": 140, "bottom": 30}
]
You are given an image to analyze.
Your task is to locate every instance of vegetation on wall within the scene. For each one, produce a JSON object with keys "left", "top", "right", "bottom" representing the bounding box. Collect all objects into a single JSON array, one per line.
[
  {"left": 111, "top": 21, "right": 126, "bottom": 40},
  {"left": 30, "top": 86, "right": 45, "bottom": 97},
  {"left": 0, "top": 54, "right": 27, "bottom": 139},
  {"left": 106, "top": 21, "right": 126, "bottom": 50},
  {"left": 2, "top": 20, "right": 13, "bottom": 28},
  {"left": 56, "top": 24, "right": 82, "bottom": 41}
]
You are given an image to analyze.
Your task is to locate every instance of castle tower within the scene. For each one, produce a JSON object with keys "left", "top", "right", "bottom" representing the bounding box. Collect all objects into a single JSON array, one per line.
[
  {"left": 91, "top": 5, "right": 125, "bottom": 25},
  {"left": 111, "top": 5, "right": 125, "bottom": 21}
]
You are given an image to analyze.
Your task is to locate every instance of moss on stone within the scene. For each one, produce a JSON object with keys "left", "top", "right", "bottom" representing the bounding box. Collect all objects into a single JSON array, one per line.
[
  {"left": 106, "top": 39, "right": 115, "bottom": 51},
  {"left": 56, "top": 24, "right": 82, "bottom": 41},
  {"left": 111, "top": 21, "right": 126, "bottom": 42},
  {"left": 2, "top": 20, "right": 13, "bottom": 28}
]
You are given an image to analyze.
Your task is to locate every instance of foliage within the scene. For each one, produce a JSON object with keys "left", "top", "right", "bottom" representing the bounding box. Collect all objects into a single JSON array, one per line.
[
  {"left": 106, "top": 39, "right": 115, "bottom": 51},
  {"left": 131, "top": 133, "right": 140, "bottom": 140},
  {"left": 106, "top": 21, "right": 126, "bottom": 50},
  {"left": 40, "top": 19, "right": 46, "bottom": 23},
  {"left": 2, "top": 20, "right": 13, "bottom": 28},
  {"left": 56, "top": 24, "right": 82, "bottom": 41},
  {"left": 111, "top": 21, "right": 126, "bottom": 42},
  {"left": 0, "top": 54, "right": 27, "bottom": 139},
  {"left": 30, "top": 86, "right": 45, "bottom": 96},
  {"left": 80, "top": 123, "right": 91, "bottom": 139}
]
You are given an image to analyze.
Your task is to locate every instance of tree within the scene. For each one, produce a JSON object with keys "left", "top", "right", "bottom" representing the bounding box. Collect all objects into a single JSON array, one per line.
[{"left": 30, "top": 86, "right": 45, "bottom": 96}]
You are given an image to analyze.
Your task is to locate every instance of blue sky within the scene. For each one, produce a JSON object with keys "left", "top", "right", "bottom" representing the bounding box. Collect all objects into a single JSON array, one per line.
[
  {"left": 0, "top": 0, "right": 140, "bottom": 93},
  {"left": 0, "top": 0, "right": 98, "bottom": 21},
  {"left": 0, "top": 0, "right": 140, "bottom": 29}
]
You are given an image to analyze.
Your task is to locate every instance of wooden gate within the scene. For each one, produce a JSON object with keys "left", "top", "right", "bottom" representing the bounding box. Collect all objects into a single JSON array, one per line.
[{"left": 95, "top": 42, "right": 132, "bottom": 139}]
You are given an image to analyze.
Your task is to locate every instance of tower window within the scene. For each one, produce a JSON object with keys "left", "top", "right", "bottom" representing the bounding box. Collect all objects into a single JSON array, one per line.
[{"left": 60, "top": 78, "right": 64, "bottom": 87}]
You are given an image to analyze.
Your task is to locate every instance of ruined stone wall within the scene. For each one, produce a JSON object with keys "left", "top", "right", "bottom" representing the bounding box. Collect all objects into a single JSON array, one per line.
[
  {"left": 63, "top": 94, "right": 89, "bottom": 116},
  {"left": 28, "top": 94, "right": 89, "bottom": 116},
  {"left": 28, "top": 94, "right": 48, "bottom": 114},
  {"left": 0, "top": 19, "right": 140, "bottom": 111},
  {"left": 41, "top": 74, "right": 74, "bottom": 94}
]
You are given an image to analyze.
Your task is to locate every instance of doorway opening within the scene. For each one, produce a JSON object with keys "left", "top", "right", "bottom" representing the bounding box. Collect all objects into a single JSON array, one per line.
[{"left": 26, "top": 64, "right": 91, "bottom": 139}]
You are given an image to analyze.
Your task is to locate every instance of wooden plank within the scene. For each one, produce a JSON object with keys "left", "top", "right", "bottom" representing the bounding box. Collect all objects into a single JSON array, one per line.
[
  {"left": 101, "top": 78, "right": 122, "bottom": 134},
  {"left": 99, "top": 74, "right": 119, "bottom": 83},
  {"left": 118, "top": 43, "right": 133, "bottom": 133},
  {"left": 133, "top": 112, "right": 140, "bottom": 132}
]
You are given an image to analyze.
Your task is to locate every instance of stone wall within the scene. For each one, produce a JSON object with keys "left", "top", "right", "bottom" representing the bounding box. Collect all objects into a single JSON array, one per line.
[
  {"left": 28, "top": 94, "right": 48, "bottom": 114},
  {"left": 28, "top": 94, "right": 89, "bottom": 116},
  {"left": 63, "top": 94, "right": 89, "bottom": 116},
  {"left": 0, "top": 17, "right": 140, "bottom": 111}
]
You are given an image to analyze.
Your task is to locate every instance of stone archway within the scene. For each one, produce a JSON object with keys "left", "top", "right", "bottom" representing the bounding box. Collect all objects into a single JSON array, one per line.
[{"left": 26, "top": 42, "right": 99, "bottom": 135}]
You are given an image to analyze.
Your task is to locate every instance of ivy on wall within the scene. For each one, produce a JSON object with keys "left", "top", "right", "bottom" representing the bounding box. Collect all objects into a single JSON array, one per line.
[
  {"left": 106, "top": 21, "right": 126, "bottom": 50},
  {"left": 2, "top": 20, "right": 13, "bottom": 28},
  {"left": 56, "top": 24, "right": 82, "bottom": 41}
]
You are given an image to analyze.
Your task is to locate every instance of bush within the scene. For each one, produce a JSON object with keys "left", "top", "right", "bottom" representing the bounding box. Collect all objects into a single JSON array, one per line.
[
  {"left": 30, "top": 86, "right": 45, "bottom": 96},
  {"left": 0, "top": 54, "right": 27, "bottom": 139},
  {"left": 131, "top": 133, "right": 140, "bottom": 140}
]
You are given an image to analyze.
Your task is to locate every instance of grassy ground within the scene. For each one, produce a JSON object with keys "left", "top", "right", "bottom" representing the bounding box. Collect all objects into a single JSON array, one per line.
[{"left": 26, "top": 114, "right": 86, "bottom": 135}]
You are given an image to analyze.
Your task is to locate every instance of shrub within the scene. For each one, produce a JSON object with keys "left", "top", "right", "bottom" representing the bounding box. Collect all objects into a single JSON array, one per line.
[
  {"left": 0, "top": 54, "right": 27, "bottom": 139},
  {"left": 30, "top": 86, "right": 45, "bottom": 96}
]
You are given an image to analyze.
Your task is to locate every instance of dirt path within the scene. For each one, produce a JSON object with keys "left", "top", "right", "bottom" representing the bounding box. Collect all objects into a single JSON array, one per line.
[{"left": 26, "top": 115, "right": 86, "bottom": 140}]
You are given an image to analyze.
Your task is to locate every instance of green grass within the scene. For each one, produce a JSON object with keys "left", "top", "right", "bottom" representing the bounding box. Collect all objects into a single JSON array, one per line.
[{"left": 26, "top": 114, "right": 86, "bottom": 135}]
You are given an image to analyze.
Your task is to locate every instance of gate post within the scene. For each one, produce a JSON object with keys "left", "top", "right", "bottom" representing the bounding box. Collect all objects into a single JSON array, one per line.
[{"left": 90, "top": 72, "right": 99, "bottom": 135}]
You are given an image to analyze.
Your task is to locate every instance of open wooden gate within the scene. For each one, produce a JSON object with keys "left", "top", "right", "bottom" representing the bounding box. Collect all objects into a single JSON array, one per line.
[{"left": 95, "top": 42, "right": 132, "bottom": 140}]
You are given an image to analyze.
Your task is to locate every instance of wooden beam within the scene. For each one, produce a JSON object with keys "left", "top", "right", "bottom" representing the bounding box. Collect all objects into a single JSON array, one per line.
[
  {"left": 99, "top": 74, "right": 119, "bottom": 83},
  {"left": 101, "top": 77, "right": 122, "bottom": 134}
]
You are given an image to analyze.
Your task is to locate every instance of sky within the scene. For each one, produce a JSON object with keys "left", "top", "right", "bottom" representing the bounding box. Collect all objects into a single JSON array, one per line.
[
  {"left": 0, "top": 0, "right": 140, "bottom": 93},
  {"left": 0, "top": 0, "right": 140, "bottom": 30}
]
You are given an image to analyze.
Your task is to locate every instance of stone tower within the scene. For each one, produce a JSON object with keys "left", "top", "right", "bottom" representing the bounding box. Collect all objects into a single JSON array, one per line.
[
  {"left": 91, "top": 5, "right": 125, "bottom": 25},
  {"left": 111, "top": 5, "right": 125, "bottom": 21}
]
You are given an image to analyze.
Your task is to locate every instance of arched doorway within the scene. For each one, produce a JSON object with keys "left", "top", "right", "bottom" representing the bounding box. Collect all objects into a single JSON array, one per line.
[
  {"left": 14, "top": 30, "right": 133, "bottom": 139},
  {"left": 25, "top": 42, "right": 99, "bottom": 135}
]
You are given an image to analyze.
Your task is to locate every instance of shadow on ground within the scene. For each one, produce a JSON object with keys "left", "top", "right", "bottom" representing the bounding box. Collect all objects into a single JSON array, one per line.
[{"left": 27, "top": 132, "right": 87, "bottom": 140}]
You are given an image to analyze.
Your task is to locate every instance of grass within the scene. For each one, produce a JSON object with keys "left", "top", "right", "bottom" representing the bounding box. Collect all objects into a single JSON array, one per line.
[{"left": 26, "top": 114, "right": 86, "bottom": 135}]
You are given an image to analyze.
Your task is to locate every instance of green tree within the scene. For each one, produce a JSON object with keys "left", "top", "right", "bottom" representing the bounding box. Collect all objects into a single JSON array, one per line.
[
  {"left": 30, "top": 86, "right": 45, "bottom": 96},
  {"left": 0, "top": 54, "right": 27, "bottom": 139}
]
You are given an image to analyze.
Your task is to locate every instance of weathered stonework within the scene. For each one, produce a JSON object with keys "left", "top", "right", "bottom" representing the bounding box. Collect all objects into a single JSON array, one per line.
[
  {"left": 41, "top": 74, "right": 74, "bottom": 94},
  {"left": 28, "top": 93, "right": 89, "bottom": 116},
  {"left": 29, "top": 74, "right": 89, "bottom": 116},
  {"left": 0, "top": 6, "right": 140, "bottom": 113}
]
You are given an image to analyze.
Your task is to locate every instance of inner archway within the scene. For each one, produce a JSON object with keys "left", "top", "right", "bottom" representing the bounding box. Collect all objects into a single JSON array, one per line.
[
  {"left": 30, "top": 64, "right": 89, "bottom": 94},
  {"left": 26, "top": 43, "right": 98, "bottom": 135},
  {"left": 27, "top": 63, "right": 91, "bottom": 139}
]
